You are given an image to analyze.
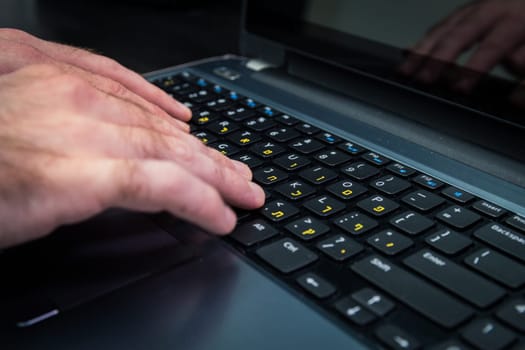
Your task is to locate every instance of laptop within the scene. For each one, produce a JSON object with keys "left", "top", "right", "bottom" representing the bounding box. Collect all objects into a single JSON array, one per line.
[{"left": 2, "top": 1, "right": 525, "bottom": 349}]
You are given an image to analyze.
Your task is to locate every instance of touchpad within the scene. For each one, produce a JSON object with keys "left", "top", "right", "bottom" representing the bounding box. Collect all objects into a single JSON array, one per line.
[{"left": 0, "top": 210, "right": 196, "bottom": 327}]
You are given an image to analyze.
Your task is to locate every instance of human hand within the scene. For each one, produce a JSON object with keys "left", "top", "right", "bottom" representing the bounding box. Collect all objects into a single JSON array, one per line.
[
  {"left": 399, "top": 0, "right": 525, "bottom": 91},
  {"left": 0, "top": 28, "right": 191, "bottom": 130},
  {"left": 0, "top": 64, "right": 265, "bottom": 248}
]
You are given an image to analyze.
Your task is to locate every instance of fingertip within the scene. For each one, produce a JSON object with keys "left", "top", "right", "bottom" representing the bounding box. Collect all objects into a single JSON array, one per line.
[
  {"left": 174, "top": 101, "right": 192, "bottom": 121},
  {"left": 249, "top": 182, "right": 266, "bottom": 208},
  {"left": 217, "top": 205, "right": 238, "bottom": 235}
]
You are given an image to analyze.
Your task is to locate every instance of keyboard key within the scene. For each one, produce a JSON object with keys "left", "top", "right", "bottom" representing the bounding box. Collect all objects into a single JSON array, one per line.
[
  {"left": 496, "top": 298, "right": 525, "bottom": 332},
  {"left": 352, "top": 288, "right": 395, "bottom": 316},
  {"left": 206, "top": 119, "right": 239, "bottom": 135},
  {"left": 403, "top": 190, "right": 445, "bottom": 212},
  {"left": 370, "top": 175, "right": 411, "bottom": 195},
  {"left": 275, "top": 180, "right": 315, "bottom": 200},
  {"left": 428, "top": 340, "right": 472, "bottom": 350},
  {"left": 334, "top": 212, "right": 378, "bottom": 235},
  {"left": 226, "top": 91, "right": 243, "bottom": 102},
  {"left": 297, "top": 273, "right": 336, "bottom": 298},
  {"left": 464, "top": 248, "right": 525, "bottom": 288},
  {"left": 192, "top": 130, "right": 217, "bottom": 145},
  {"left": 222, "top": 106, "right": 255, "bottom": 121},
  {"left": 241, "top": 98, "right": 261, "bottom": 109},
  {"left": 505, "top": 214, "right": 525, "bottom": 233},
  {"left": 337, "top": 141, "right": 365, "bottom": 155},
  {"left": 304, "top": 195, "right": 345, "bottom": 217},
  {"left": 367, "top": 230, "right": 413, "bottom": 256},
  {"left": 289, "top": 137, "right": 325, "bottom": 154},
  {"left": 273, "top": 153, "right": 311, "bottom": 171},
  {"left": 299, "top": 166, "right": 338, "bottom": 185},
  {"left": 341, "top": 161, "right": 379, "bottom": 180},
  {"left": 387, "top": 163, "right": 416, "bottom": 177},
  {"left": 245, "top": 115, "right": 276, "bottom": 131},
  {"left": 404, "top": 250, "right": 505, "bottom": 308},
  {"left": 285, "top": 216, "right": 329, "bottom": 240},
  {"left": 187, "top": 89, "right": 215, "bottom": 103},
  {"left": 266, "top": 127, "right": 301, "bottom": 143},
  {"left": 335, "top": 297, "right": 376, "bottom": 326},
  {"left": 315, "top": 132, "right": 341, "bottom": 145},
  {"left": 357, "top": 195, "right": 400, "bottom": 217},
  {"left": 295, "top": 122, "right": 320, "bottom": 135},
  {"left": 230, "top": 220, "right": 278, "bottom": 246},
  {"left": 250, "top": 141, "right": 285, "bottom": 158},
  {"left": 317, "top": 234, "right": 363, "bottom": 261},
  {"left": 258, "top": 106, "right": 278, "bottom": 117},
  {"left": 461, "top": 319, "right": 516, "bottom": 350},
  {"left": 352, "top": 255, "right": 474, "bottom": 328},
  {"left": 441, "top": 186, "right": 475, "bottom": 204},
  {"left": 315, "top": 149, "right": 351, "bottom": 167},
  {"left": 253, "top": 166, "right": 289, "bottom": 185},
  {"left": 205, "top": 97, "right": 232, "bottom": 112},
  {"left": 326, "top": 180, "right": 367, "bottom": 200},
  {"left": 231, "top": 153, "right": 263, "bottom": 169},
  {"left": 227, "top": 130, "right": 262, "bottom": 147},
  {"left": 413, "top": 174, "right": 444, "bottom": 190},
  {"left": 473, "top": 223, "right": 525, "bottom": 263},
  {"left": 362, "top": 151, "right": 390, "bottom": 166},
  {"left": 256, "top": 238, "right": 318, "bottom": 274},
  {"left": 390, "top": 211, "right": 434, "bottom": 235},
  {"left": 472, "top": 200, "right": 507, "bottom": 218},
  {"left": 192, "top": 109, "right": 218, "bottom": 125},
  {"left": 261, "top": 200, "right": 299, "bottom": 222},
  {"left": 209, "top": 142, "right": 239, "bottom": 156},
  {"left": 275, "top": 114, "right": 299, "bottom": 126},
  {"left": 375, "top": 325, "right": 420, "bottom": 350},
  {"left": 436, "top": 206, "right": 481, "bottom": 230},
  {"left": 425, "top": 228, "right": 472, "bottom": 255}
]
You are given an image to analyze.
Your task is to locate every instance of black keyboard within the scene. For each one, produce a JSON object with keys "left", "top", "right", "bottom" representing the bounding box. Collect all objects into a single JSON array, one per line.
[{"left": 152, "top": 71, "right": 525, "bottom": 350}]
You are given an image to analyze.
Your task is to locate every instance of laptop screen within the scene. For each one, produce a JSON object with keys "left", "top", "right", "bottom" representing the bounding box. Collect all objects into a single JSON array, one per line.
[{"left": 245, "top": 0, "right": 525, "bottom": 133}]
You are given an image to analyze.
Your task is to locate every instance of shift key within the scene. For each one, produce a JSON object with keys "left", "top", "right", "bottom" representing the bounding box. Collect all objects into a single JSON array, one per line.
[{"left": 351, "top": 255, "right": 473, "bottom": 328}]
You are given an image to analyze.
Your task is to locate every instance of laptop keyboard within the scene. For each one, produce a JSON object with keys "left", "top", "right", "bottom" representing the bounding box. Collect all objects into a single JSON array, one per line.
[{"left": 152, "top": 71, "right": 525, "bottom": 350}]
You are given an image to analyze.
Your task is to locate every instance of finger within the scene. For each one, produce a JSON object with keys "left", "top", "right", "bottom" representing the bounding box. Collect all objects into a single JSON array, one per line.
[
  {"left": 50, "top": 119, "right": 264, "bottom": 209},
  {"left": 54, "top": 62, "right": 191, "bottom": 133},
  {"left": 399, "top": 5, "right": 474, "bottom": 75},
  {"left": 0, "top": 64, "right": 189, "bottom": 139},
  {"left": 0, "top": 36, "right": 190, "bottom": 133},
  {"left": 505, "top": 44, "right": 525, "bottom": 76},
  {"left": 454, "top": 20, "right": 525, "bottom": 91},
  {"left": 19, "top": 156, "right": 243, "bottom": 243},
  {"left": 0, "top": 29, "right": 191, "bottom": 122}
]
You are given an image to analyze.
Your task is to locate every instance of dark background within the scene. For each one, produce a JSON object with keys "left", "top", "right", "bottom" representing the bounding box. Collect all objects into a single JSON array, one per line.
[{"left": 0, "top": 0, "right": 242, "bottom": 73}]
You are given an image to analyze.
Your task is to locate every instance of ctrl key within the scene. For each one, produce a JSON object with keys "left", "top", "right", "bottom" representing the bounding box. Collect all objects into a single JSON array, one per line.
[{"left": 256, "top": 238, "right": 318, "bottom": 274}]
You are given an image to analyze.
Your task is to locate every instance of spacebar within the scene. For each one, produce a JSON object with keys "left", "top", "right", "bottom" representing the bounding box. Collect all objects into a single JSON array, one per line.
[{"left": 351, "top": 255, "right": 473, "bottom": 328}]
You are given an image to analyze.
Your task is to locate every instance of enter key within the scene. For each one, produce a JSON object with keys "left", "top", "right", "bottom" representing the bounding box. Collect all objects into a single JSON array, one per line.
[{"left": 404, "top": 249, "right": 506, "bottom": 308}]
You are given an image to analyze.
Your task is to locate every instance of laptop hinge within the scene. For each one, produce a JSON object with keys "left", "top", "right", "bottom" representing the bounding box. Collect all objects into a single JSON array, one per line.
[{"left": 245, "top": 58, "right": 276, "bottom": 72}]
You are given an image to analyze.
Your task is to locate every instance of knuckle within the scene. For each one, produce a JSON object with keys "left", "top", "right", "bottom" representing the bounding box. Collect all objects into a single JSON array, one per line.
[
  {"left": 0, "top": 28, "right": 33, "bottom": 41},
  {"left": 105, "top": 79, "right": 129, "bottom": 98}
]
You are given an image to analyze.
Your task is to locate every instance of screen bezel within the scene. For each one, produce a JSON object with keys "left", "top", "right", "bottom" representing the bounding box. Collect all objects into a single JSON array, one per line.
[{"left": 243, "top": 1, "right": 525, "bottom": 131}]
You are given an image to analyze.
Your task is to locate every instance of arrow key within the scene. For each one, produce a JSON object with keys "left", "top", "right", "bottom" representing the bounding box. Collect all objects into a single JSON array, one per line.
[
  {"left": 297, "top": 272, "right": 336, "bottom": 298},
  {"left": 496, "top": 298, "right": 525, "bottom": 332}
]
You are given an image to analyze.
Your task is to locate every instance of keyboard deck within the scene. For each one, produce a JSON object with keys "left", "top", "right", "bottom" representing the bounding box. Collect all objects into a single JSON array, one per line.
[{"left": 152, "top": 71, "right": 525, "bottom": 350}]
